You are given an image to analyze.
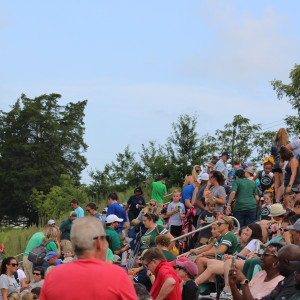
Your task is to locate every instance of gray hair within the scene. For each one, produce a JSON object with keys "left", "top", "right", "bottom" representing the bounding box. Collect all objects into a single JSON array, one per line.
[{"left": 70, "top": 217, "right": 105, "bottom": 256}]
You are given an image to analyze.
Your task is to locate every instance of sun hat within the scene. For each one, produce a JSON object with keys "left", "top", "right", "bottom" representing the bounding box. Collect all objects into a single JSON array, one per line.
[{"left": 270, "top": 203, "right": 286, "bottom": 216}]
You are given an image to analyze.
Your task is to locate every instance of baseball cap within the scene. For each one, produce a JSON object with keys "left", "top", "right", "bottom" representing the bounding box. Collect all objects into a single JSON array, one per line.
[
  {"left": 222, "top": 151, "right": 230, "bottom": 158},
  {"left": 105, "top": 214, "right": 123, "bottom": 224},
  {"left": 169, "top": 256, "right": 189, "bottom": 267},
  {"left": 44, "top": 251, "right": 57, "bottom": 261},
  {"left": 176, "top": 260, "right": 198, "bottom": 276},
  {"left": 102, "top": 207, "right": 108, "bottom": 213},
  {"left": 287, "top": 218, "right": 300, "bottom": 231},
  {"left": 197, "top": 173, "right": 209, "bottom": 183},
  {"left": 226, "top": 164, "right": 233, "bottom": 171},
  {"left": 48, "top": 219, "right": 55, "bottom": 225}
]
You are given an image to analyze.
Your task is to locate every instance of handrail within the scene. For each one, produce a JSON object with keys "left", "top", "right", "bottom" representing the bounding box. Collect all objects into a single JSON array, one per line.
[{"left": 171, "top": 216, "right": 240, "bottom": 243}]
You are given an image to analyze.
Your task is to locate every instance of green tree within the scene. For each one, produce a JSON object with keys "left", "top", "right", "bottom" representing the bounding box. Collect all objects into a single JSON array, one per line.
[
  {"left": 271, "top": 64, "right": 300, "bottom": 137},
  {"left": 0, "top": 94, "right": 88, "bottom": 224},
  {"left": 252, "top": 130, "right": 277, "bottom": 163}
]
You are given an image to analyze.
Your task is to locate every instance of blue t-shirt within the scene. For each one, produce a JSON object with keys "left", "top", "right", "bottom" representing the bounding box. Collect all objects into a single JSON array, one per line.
[
  {"left": 75, "top": 206, "right": 84, "bottom": 218},
  {"left": 102, "top": 216, "right": 107, "bottom": 223},
  {"left": 107, "top": 203, "right": 128, "bottom": 234},
  {"left": 180, "top": 184, "right": 195, "bottom": 211}
]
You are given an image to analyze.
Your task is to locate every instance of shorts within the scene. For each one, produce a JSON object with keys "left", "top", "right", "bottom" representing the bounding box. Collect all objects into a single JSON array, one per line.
[{"left": 170, "top": 225, "right": 183, "bottom": 237}]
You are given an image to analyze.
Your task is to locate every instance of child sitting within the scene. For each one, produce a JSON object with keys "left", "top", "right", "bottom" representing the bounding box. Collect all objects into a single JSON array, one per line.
[
  {"left": 257, "top": 190, "right": 273, "bottom": 221},
  {"left": 197, "top": 197, "right": 217, "bottom": 245}
]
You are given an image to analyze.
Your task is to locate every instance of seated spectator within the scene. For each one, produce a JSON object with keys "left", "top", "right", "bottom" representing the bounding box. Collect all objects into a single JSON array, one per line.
[
  {"left": 133, "top": 283, "right": 152, "bottom": 300},
  {"left": 21, "top": 293, "right": 37, "bottom": 300},
  {"left": 30, "top": 266, "right": 44, "bottom": 291},
  {"left": 142, "top": 248, "right": 181, "bottom": 300},
  {"left": 62, "top": 250, "right": 74, "bottom": 263},
  {"left": 7, "top": 292, "right": 21, "bottom": 300},
  {"left": 30, "top": 288, "right": 41, "bottom": 299},
  {"left": 289, "top": 260, "right": 300, "bottom": 300},
  {"left": 44, "top": 252, "right": 62, "bottom": 267},
  {"left": 155, "top": 235, "right": 177, "bottom": 262}
]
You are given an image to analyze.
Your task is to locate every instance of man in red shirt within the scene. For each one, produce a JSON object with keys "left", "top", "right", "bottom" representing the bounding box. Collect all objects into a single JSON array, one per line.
[
  {"left": 142, "top": 247, "right": 181, "bottom": 300},
  {"left": 39, "top": 217, "right": 138, "bottom": 300}
]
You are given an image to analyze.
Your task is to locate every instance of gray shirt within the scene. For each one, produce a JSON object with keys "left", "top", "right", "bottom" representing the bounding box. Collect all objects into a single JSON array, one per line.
[
  {"left": 214, "top": 159, "right": 228, "bottom": 179},
  {"left": 167, "top": 202, "right": 185, "bottom": 226},
  {"left": 207, "top": 186, "right": 226, "bottom": 213},
  {"left": 0, "top": 274, "right": 21, "bottom": 299}
]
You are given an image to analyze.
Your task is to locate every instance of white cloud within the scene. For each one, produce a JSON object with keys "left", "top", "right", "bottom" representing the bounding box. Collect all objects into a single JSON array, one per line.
[{"left": 181, "top": 0, "right": 299, "bottom": 85}]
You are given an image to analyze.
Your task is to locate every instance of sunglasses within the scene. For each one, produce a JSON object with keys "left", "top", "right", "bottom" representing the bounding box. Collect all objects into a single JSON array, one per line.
[
  {"left": 216, "top": 222, "right": 226, "bottom": 226},
  {"left": 149, "top": 203, "right": 155, "bottom": 207},
  {"left": 9, "top": 263, "right": 18, "bottom": 267},
  {"left": 261, "top": 253, "right": 277, "bottom": 259},
  {"left": 280, "top": 228, "right": 289, "bottom": 232},
  {"left": 93, "top": 235, "right": 110, "bottom": 243},
  {"left": 174, "top": 266, "right": 185, "bottom": 271},
  {"left": 143, "top": 260, "right": 153, "bottom": 268},
  {"left": 33, "top": 272, "right": 41, "bottom": 275}
]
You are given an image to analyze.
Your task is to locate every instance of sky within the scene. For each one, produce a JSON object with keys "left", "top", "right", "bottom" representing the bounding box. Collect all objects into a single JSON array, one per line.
[{"left": 1, "top": 0, "right": 299, "bottom": 184}]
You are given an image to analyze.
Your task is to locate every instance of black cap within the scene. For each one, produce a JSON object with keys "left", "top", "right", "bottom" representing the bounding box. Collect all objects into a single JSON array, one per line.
[{"left": 222, "top": 151, "right": 230, "bottom": 158}]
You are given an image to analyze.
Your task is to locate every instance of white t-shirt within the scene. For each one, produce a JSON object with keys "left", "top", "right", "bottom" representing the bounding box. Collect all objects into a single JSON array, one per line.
[
  {"left": 17, "top": 269, "right": 26, "bottom": 281},
  {"left": 167, "top": 202, "right": 185, "bottom": 226},
  {"left": 245, "top": 239, "right": 260, "bottom": 252},
  {"left": 0, "top": 274, "right": 21, "bottom": 300}
]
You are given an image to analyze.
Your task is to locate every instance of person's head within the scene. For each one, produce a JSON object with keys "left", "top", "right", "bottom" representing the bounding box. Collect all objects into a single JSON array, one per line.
[
  {"left": 44, "top": 251, "right": 58, "bottom": 265},
  {"left": 235, "top": 169, "right": 246, "bottom": 179},
  {"left": 221, "top": 151, "right": 230, "bottom": 162},
  {"left": 133, "top": 283, "right": 152, "bottom": 300},
  {"left": 7, "top": 292, "right": 21, "bottom": 300},
  {"left": 263, "top": 191, "right": 274, "bottom": 205},
  {"left": 134, "top": 186, "right": 143, "bottom": 197},
  {"left": 86, "top": 202, "right": 98, "bottom": 215},
  {"left": 172, "top": 189, "right": 181, "bottom": 203},
  {"left": 206, "top": 197, "right": 216, "bottom": 213},
  {"left": 142, "top": 247, "right": 166, "bottom": 274},
  {"left": 260, "top": 243, "right": 283, "bottom": 273},
  {"left": 105, "top": 214, "right": 123, "bottom": 230},
  {"left": 279, "top": 146, "right": 294, "bottom": 162},
  {"left": 211, "top": 223, "right": 220, "bottom": 238},
  {"left": 70, "top": 198, "right": 79, "bottom": 209},
  {"left": 247, "top": 223, "right": 263, "bottom": 242},
  {"left": 71, "top": 216, "right": 108, "bottom": 261},
  {"left": 192, "top": 165, "right": 201, "bottom": 181},
  {"left": 278, "top": 244, "right": 300, "bottom": 277},
  {"left": 156, "top": 176, "right": 165, "bottom": 183},
  {"left": 33, "top": 266, "right": 44, "bottom": 281},
  {"left": 47, "top": 219, "right": 56, "bottom": 227},
  {"left": 263, "top": 158, "right": 274, "bottom": 174},
  {"left": 130, "top": 219, "right": 140, "bottom": 228},
  {"left": 148, "top": 199, "right": 157, "bottom": 209},
  {"left": 69, "top": 211, "right": 77, "bottom": 222},
  {"left": 102, "top": 207, "right": 108, "bottom": 216},
  {"left": 42, "top": 224, "right": 52, "bottom": 235},
  {"left": 210, "top": 170, "right": 225, "bottom": 186},
  {"left": 197, "top": 173, "right": 209, "bottom": 189},
  {"left": 155, "top": 235, "right": 171, "bottom": 249},
  {"left": 174, "top": 260, "right": 198, "bottom": 281},
  {"left": 274, "top": 128, "right": 289, "bottom": 147},
  {"left": 284, "top": 193, "right": 295, "bottom": 210},
  {"left": 217, "top": 216, "right": 234, "bottom": 233},
  {"left": 238, "top": 226, "right": 248, "bottom": 245},
  {"left": 211, "top": 156, "right": 218, "bottom": 165},
  {"left": 45, "top": 226, "right": 58, "bottom": 241},
  {"left": 21, "top": 292, "right": 38, "bottom": 300},
  {"left": 64, "top": 250, "right": 74, "bottom": 258},
  {"left": 30, "top": 288, "right": 41, "bottom": 299},
  {"left": 233, "top": 157, "right": 241, "bottom": 166},
  {"left": 45, "top": 265, "right": 55, "bottom": 276},
  {"left": 287, "top": 218, "right": 300, "bottom": 246},
  {"left": 108, "top": 192, "right": 118, "bottom": 205},
  {"left": 142, "top": 213, "right": 159, "bottom": 229},
  {"left": 270, "top": 203, "right": 286, "bottom": 223},
  {"left": 0, "top": 257, "right": 18, "bottom": 275}
]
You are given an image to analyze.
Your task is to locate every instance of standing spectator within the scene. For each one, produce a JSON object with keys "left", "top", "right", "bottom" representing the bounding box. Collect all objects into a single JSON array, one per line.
[
  {"left": 151, "top": 177, "right": 168, "bottom": 213},
  {"left": 70, "top": 199, "right": 84, "bottom": 218},
  {"left": 287, "top": 136, "right": 300, "bottom": 160},
  {"left": 47, "top": 220, "right": 58, "bottom": 230},
  {"left": 207, "top": 156, "right": 219, "bottom": 173},
  {"left": 228, "top": 157, "right": 243, "bottom": 186},
  {"left": 180, "top": 180, "right": 201, "bottom": 211},
  {"left": 39, "top": 217, "right": 138, "bottom": 300},
  {"left": 58, "top": 212, "right": 77, "bottom": 254},
  {"left": 195, "top": 173, "right": 210, "bottom": 213},
  {"left": 107, "top": 193, "right": 128, "bottom": 234},
  {"left": 105, "top": 215, "right": 130, "bottom": 257},
  {"left": 166, "top": 190, "right": 185, "bottom": 237},
  {"left": 142, "top": 248, "right": 182, "bottom": 300},
  {"left": 125, "top": 187, "right": 146, "bottom": 221},
  {"left": 271, "top": 128, "right": 289, "bottom": 203},
  {"left": 214, "top": 151, "right": 230, "bottom": 180},
  {"left": 23, "top": 224, "right": 51, "bottom": 282},
  {"left": 227, "top": 169, "right": 259, "bottom": 227},
  {"left": 183, "top": 165, "right": 201, "bottom": 188},
  {"left": 101, "top": 207, "right": 108, "bottom": 223},
  {"left": 204, "top": 171, "right": 226, "bottom": 213},
  {"left": 85, "top": 202, "right": 102, "bottom": 221}
]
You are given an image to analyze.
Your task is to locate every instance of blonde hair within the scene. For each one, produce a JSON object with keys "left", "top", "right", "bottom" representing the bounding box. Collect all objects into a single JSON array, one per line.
[
  {"left": 172, "top": 189, "right": 181, "bottom": 197},
  {"left": 220, "top": 216, "right": 234, "bottom": 231},
  {"left": 8, "top": 293, "right": 21, "bottom": 300},
  {"left": 130, "top": 219, "right": 139, "bottom": 228},
  {"left": 43, "top": 226, "right": 58, "bottom": 242},
  {"left": 206, "top": 197, "right": 216, "bottom": 206},
  {"left": 192, "top": 165, "right": 201, "bottom": 181},
  {"left": 274, "top": 128, "right": 289, "bottom": 148},
  {"left": 233, "top": 157, "right": 241, "bottom": 165},
  {"left": 22, "top": 293, "right": 37, "bottom": 300}
]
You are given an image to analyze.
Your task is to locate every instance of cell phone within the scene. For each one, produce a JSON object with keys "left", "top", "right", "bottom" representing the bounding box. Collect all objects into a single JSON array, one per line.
[{"left": 231, "top": 256, "right": 235, "bottom": 269}]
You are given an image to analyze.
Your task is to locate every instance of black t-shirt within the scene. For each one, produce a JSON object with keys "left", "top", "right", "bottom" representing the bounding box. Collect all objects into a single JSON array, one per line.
[
  {"left": 133, "top": 268, "right": 152, "bottom": 292},
  {"left": 198, "top": 211, "right": 217, "bottom": 238},
  {"left": 127, "top": 195, "right": 146, "bottom": 217}
]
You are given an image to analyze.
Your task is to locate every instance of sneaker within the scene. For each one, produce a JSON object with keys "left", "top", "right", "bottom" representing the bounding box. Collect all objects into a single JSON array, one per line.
[{"left": 219, "top": 290, "right": 233, "bottom": 299}]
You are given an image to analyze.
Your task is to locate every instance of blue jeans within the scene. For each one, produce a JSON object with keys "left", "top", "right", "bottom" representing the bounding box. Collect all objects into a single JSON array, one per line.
[{"left": 233, "top": 210, "right": 256, "bottom": 227}]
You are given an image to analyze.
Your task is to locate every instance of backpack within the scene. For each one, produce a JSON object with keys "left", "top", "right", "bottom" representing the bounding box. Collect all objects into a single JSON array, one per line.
[{"left": 28, "top": 241, "right": 51, "bottom": 265}]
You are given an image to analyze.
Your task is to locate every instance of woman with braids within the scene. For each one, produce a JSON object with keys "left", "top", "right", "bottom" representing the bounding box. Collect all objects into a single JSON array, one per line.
[
  {"left": 140, "top": 212, "right": 174, "bottom": 252},
  {"left": 0, "top": 257, "right": 21, "bottom": 300},
  {"left": 271, "top": 128, "right": 289, "bottom": 202}
]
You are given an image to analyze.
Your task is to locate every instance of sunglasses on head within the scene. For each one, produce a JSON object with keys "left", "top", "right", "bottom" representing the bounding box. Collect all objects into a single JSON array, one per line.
[{"left": 93, "top": 235, "right": 110, "bottom": 243}]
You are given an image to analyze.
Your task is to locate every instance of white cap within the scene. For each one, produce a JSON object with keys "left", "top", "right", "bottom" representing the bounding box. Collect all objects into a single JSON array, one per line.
[
  {"left": 106, "top": 214, "right": 123, "bottom": 224},
  {"left": 226, "top": 164, "right": 233, "bottom": 171},
  {"left": 48, "top": 219, "right": 55, "bottom": 225}
]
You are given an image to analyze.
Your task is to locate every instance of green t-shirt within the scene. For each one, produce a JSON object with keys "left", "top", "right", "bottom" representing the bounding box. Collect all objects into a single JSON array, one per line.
[
  {"left": 105, "top": 227, "right": 122, "bottom": 253},
  {"left": 140, "top": 224, "right": 169, "bottom": 251},
  {"left": 162, "top": 249, "right": 177, "bottom": 262},
  {"left": 214, "top": 231, "right": 238, "bottom": 255},
  {"left": 106, "top": 247, "right": 114, "bottom": 262},
  {"left": 24, "top": 232, "right": 45, "bottom": 256},
  {"left": 45, "top": 240, "right": 58, "bottom": 252},
  {"left": 232, "top": 178, "right": 258, "bottom": 211},
  {"left": 59, "top": 218, "right": 73, "bottom": 241},
  {"left": 290, "top": 293, "right": 300, "bottom": 300},
  {"left": 151, "top": 181, "right": 167, "bottom": 204}
]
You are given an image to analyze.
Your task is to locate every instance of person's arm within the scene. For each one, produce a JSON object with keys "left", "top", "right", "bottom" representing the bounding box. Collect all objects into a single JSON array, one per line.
[
  {"left": 166, "top": 206, "right": 179, "bottom": 217},
  {"left": 286, "top": 158, "right": 299, "bottom": 194},
  {"left": 1, "top": 288, "right": 8, "bottom": 300},
  {"left": 204, "top": 245, "right": 228, "bottom": 256},
  {"left": 156, "top": 277, "right": 176, "bottom": 300},
  {"left": 191, "top": 187, "right": 198, "bottom": 206},
  {"left": 122, "top": 222, "right": 128, "bottom": 229},
  {"left": 227, "top": 191, "right": 236, "bottom": 213},
  {"left": 114, "top": 244, "right": 130, "bottom": 256},
  {"left": 146, "top": 269, "right": 156, "bottom": 284},
  {"left": 184, "top": 199, "right": 194, "bottom": 209},
  {"left": 214, "top": 195, "right": 226, "bottom": 205},
  {"left": 57, "top": 229, "right": 62, "bottom": 242},
  {"left": 56, "top": 241, "right": 61, "bottom": 257},
  {"left": 229, "top": 268, "right": 254, "bottom": 300},
  {"left": 195, "top": 199, "right": 205, "bottom": 211}
]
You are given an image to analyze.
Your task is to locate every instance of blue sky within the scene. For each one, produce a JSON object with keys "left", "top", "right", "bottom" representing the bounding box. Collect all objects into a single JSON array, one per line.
[{"left": 1, "top": 0, "right": 299, "bottom": 184}]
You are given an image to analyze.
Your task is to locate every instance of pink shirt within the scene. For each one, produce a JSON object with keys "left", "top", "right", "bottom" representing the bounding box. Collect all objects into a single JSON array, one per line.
[{"left": 249, "top": 270, "right": 284, "bottom": 300}]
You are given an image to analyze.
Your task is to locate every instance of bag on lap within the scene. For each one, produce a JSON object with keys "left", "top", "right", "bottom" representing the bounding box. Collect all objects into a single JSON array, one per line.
[{"left": 28, "top": 241, "right": 51, "bottom": 265}]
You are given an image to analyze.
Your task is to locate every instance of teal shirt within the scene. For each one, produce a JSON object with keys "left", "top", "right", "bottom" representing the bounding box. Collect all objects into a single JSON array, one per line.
[
  {"left": 105, "top": 227, "right": 122, "bottom": 253},
  {"left": 59, "top": 218, "right": 73, "bottom": 241},
  {"left": 24, "top": 232, "right": 45, "bottom": 256}
]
